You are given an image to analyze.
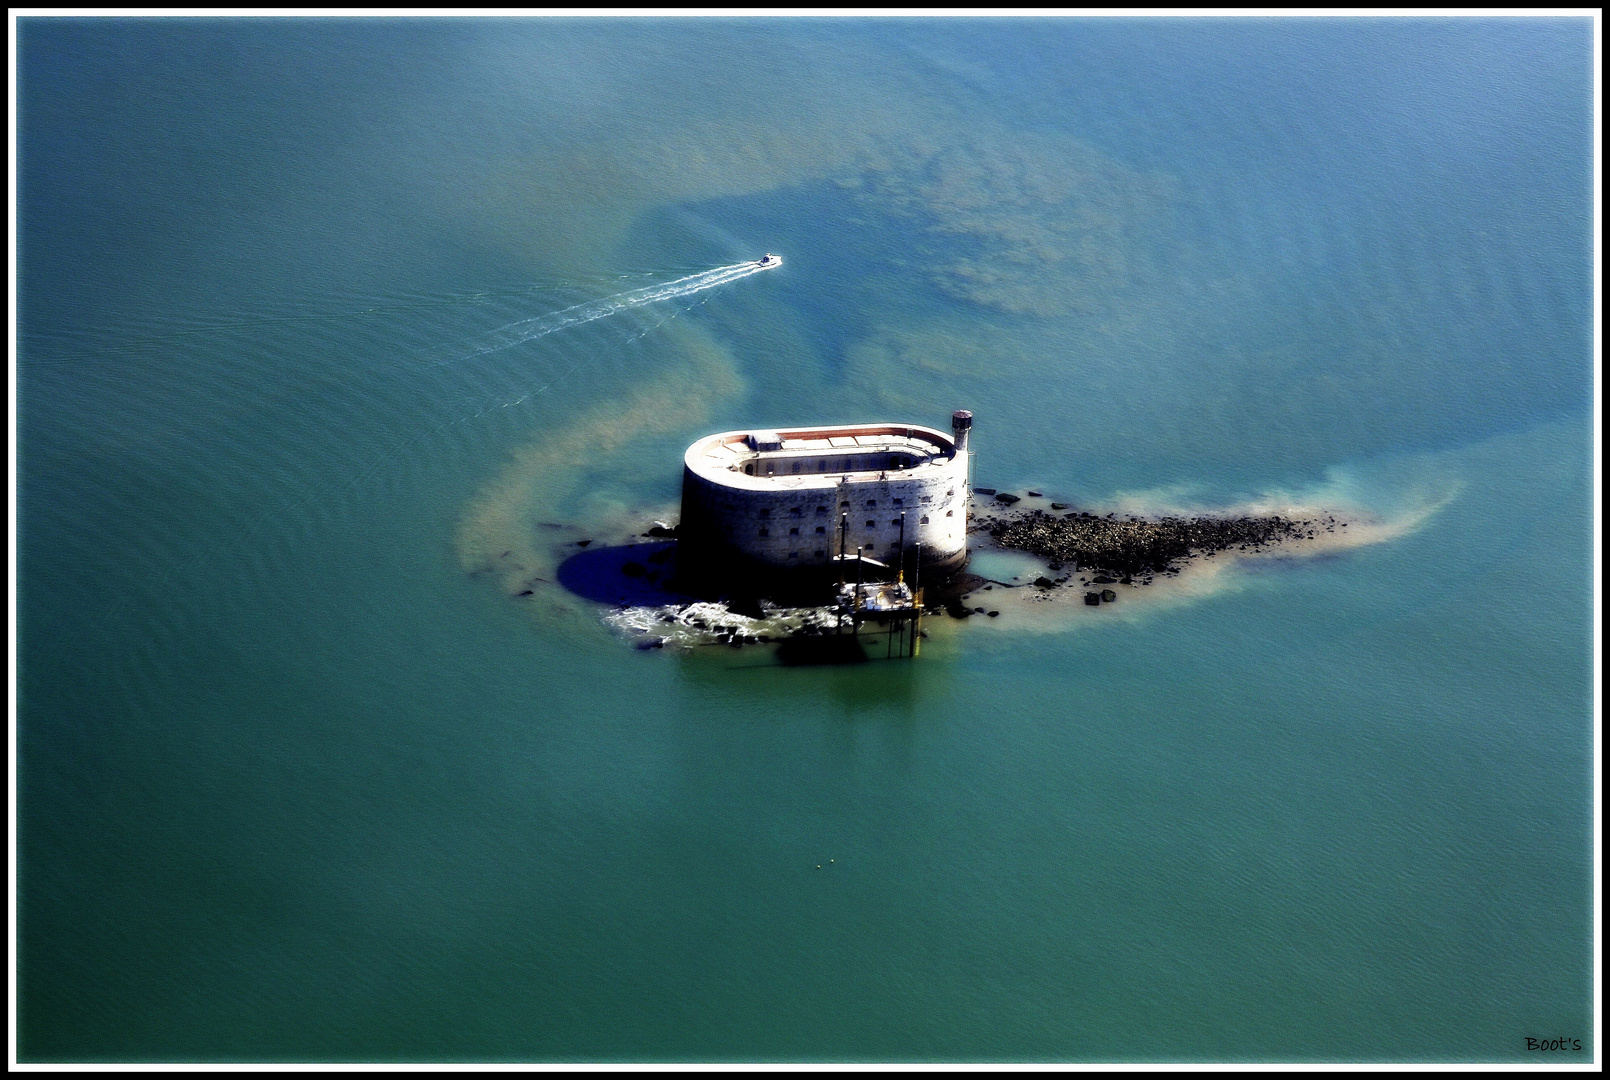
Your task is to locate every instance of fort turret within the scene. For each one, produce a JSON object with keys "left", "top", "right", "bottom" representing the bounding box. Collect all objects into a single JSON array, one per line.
[{"left": 951, "top": 409, "right": 972, "bottom": 455}]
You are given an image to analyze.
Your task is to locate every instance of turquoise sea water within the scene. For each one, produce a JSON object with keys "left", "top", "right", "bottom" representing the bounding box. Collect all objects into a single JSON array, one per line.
[{"left": 17, "top": 18, "right": 1594, "bottom": 1061}]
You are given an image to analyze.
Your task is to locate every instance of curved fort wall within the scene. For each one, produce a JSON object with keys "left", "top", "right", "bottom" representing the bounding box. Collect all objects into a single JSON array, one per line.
[{"left": 678, "top": 414, "right": 972, "bottom": 592}]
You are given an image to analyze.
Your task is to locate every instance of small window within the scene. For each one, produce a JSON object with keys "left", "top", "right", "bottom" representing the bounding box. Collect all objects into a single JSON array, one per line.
[
  {"left": 814, "top": 549, "right": 825, "bottom": 558},
  {"left": 946, "top": 489, "right": 954, "bottom": 497},
  {"left": 758, "top": 527, "right": 769, "bottom": 537},
  {"left": 865, "top": 519, "right": 875, "bottom": 528},
  {"left": 866, "top": 500, "right": 877, "bottom": 508},
  {"left": 890, "top": 520, "right": 901, "bottom": 527},
  {"left": 892, "top": 498, "right": 903, "bottom": 506},
  {"left": 946, "top": 510, "right": 954, "bottom": 517},
  {"left": 789, "top": 527, "right": 799, "bottom": 536},
  {"left": 758, "top": 509, "right": 770, "bottom": 519},
  {"left": 815, "top": 505, "right": 827, "bottom": 514},
  {"left": 790, "top": 507, "right": 802, "bottom": 517},
  {"left": 840, "top": 501, "right": 850, "bottom": 508},
  {"left": 921, "top": 495, "right": 933, "bottom": 504},
  {"left": 920, "top": 515, "right": 930, "bottom": 524},
  {"left": 815, "top": 526, "right": 826, "bottom": 534}
]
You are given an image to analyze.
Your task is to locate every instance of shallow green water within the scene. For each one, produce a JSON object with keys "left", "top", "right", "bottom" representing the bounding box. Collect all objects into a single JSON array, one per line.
[{"left": 18, "top": 18, "right": 1594, "bottom": 1061}]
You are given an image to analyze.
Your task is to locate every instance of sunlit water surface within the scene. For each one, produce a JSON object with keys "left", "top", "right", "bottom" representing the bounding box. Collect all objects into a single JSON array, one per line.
[{"left": 18, "top": 18, "right": 1593, "bottom": 1062}]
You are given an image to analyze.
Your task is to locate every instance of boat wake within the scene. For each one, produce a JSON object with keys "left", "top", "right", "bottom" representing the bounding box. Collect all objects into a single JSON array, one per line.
[{"left": 432, "top": 260, "right": 775, "bottom": 365}]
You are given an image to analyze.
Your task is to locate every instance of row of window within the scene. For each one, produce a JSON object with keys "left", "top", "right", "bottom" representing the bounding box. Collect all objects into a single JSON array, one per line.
[
  {"left": 757, "top": 511, "right": 952, "bottom": 538},
  {"left": 753, "top": 491, "right": 954, "bottom": 520}
]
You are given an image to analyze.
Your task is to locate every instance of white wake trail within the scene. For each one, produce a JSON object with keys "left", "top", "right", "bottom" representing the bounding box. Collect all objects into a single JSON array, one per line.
[{"left": 433, "top": 261, "right": 768, "bottom": 365}]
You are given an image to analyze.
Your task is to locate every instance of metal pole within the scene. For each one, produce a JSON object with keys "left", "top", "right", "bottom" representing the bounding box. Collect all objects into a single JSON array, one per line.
[
  {"left": 912, "top": 541, "right": 921, "bottom": 658},
  {"left": 855, "top": 545, "right": 863, "bottom": 602},
  {"left": 838, "top": 513, "right": 848, "bottom": 586},
  {"left": 897, "top": 512, "right": 906, "bottom": 586},
  {"left": 855, "top": 546, "right": 864, "bottom": 637}
]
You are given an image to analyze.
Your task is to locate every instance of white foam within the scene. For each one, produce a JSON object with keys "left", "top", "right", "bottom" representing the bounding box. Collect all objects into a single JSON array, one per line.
[
  {"left": 603, "top": 599, "right": 842, "bottom": 648},
  {"left": 434, "top": 262, "right": 770, "bottom": 365}
]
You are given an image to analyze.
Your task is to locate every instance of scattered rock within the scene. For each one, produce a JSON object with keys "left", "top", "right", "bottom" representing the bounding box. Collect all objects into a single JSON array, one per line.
[
  {"left": 987, "top": 610, "right": 1000, "bottom": 617},
  {"left": 1027, "top": 490, "right": 1043, "bottom": 498},
  {"left": 995, "top": 493, "right": 1021, "bottom": 505},
  {"left": 517, "top": 589, "right": 534, "bottom": 597},
  {"left": 1084, "top": 592, "right": 1101, "bottom": 606},
  {"left": 646, "top": 523, "right": 677, "bottom": 538},
  {"left": 576, "top": 539, "right": 592, "bottom": 547},
  {"left": 1050, "top": 503, "right": 1068, "bottom": 510},
  {"left": 1101, "top": 589, "right": 1117, "bottom": 603},
  {"left": 1034, "top": 577, "right": 1055, "bottom": 588},
  {"left": 989, "top": 507, "right": 1321, "bottom": 580},
  {"left": 974, "top": 487, "right": 997, "bottom": 495}
]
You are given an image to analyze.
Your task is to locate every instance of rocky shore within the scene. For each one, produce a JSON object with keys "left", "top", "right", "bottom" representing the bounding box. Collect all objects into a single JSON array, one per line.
[
  {"left": 554, "top": 492, "right": 1358, "bottom": 649},
  {"left": 974, "top": 500, "right": 1345, "bottom": 582}
]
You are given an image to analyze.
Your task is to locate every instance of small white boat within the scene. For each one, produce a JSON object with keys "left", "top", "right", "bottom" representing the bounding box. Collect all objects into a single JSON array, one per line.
[{"left": 756, "top": 252, "right": 782, "bottom": 268}]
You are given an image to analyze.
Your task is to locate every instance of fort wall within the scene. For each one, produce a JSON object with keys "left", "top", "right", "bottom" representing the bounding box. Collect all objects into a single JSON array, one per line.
[{"left": 677, "top": 417, "right": 973, "bottom": 593}]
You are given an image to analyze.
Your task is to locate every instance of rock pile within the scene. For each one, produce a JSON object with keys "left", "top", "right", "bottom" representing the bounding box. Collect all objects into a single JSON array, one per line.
[{"left": 981, "top": 508, "right": 1330, "bottom": 577}]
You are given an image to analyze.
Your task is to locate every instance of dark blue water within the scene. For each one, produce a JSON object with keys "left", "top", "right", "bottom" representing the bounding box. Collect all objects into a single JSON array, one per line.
[{"left": 18, "top": 18, "right": 1594, "bottom": 1061}]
